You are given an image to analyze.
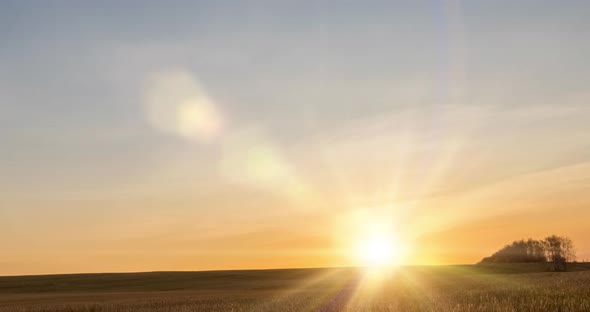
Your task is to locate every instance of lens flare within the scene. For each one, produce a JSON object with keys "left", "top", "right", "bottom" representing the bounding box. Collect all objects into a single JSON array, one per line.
[
  {"left": 219, "top": 129, "right": 292, "bottom": 186},
  {"left": 144, "top": 69, "right": 223, "bottom": 142},
  {"left": 218, "top": 128, "right": 313, "bottom": 209}
]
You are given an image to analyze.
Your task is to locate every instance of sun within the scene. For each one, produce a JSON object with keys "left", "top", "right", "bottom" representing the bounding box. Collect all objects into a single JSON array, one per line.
[
  {"left": 356, "top": 234, "right": 406, "bottom": 267},
  {"left": 358, "top": 236, "right": 395, "bottom": 267},
  {"left": 340, "top": 210, "right": 410, "bottom": 268},
  {"left": 360, "top": 237, "right": 393, "bottom": 266}
]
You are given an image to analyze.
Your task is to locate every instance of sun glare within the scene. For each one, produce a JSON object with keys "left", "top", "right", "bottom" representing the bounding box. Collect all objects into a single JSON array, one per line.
[
  {"left": 359, "top": 236, "right": 395, "bottom": 267},
  {"left": 341, "top": 211, "right": 410, "bottom": 268},
  {"left": 354, "top": 230, "right": 408, "bottom": 268},
  {"left": 358, "top": 237, "right": 399, "bottom": 267}
]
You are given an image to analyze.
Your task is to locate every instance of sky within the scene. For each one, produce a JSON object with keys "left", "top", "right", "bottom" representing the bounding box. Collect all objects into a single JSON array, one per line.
[{"left": 1, "top": 0, "right": 589, "bottom": 275}]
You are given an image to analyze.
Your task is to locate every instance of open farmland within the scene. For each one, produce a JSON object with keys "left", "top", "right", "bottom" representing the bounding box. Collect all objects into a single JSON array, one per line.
[{"left": 1, "top": 264, "right": 590, "bottom": 311}]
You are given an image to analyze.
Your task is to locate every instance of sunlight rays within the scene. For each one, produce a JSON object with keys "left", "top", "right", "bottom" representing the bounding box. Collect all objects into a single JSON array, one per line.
[{"left": 251, "top": 268, "right": 359, "bottom": 312}]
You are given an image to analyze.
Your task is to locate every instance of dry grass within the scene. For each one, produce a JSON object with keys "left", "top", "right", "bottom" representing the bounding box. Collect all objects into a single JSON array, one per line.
[{"left": 1, "top": 265, "right": 590, "bottom": 311}]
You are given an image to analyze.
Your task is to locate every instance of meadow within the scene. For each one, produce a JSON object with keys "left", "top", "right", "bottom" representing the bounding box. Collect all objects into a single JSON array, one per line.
[{"left": 1, "top": 264, "right": 590, "bottom": 312}]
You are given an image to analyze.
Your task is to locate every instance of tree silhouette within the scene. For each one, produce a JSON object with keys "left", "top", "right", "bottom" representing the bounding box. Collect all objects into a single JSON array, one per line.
[
  {"left": 543, "top": 235, "right": 575, "bottom": 272},
  {"left": 479, "top": 238, "right": 546, "bottom": 264},
  {"left": 479, "top": 235, "right": 576, "bottom": 271}
]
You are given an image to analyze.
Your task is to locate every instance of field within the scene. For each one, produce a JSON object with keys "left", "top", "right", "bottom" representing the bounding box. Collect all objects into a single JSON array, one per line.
[{"left": 1, "top": 264, "right": 590, "bottom": 311}]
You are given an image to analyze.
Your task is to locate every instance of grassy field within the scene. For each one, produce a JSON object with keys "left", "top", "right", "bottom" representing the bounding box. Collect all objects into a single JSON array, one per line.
[{"left": 1, "top": 264, "right": 590, "bottom": 311}]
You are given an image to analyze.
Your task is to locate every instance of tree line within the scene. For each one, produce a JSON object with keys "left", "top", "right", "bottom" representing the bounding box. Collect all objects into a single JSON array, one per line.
[{"left": 479, "top": 235, "right": 576, "bottom": 271}]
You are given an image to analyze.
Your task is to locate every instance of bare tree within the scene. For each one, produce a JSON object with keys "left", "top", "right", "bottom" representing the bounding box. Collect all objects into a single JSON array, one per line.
[{"left": 543, "top": 235, "right": 576, "bottom": 271}]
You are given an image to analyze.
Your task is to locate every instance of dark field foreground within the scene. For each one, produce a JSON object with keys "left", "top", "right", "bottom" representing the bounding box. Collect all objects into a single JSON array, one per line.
[{"left": 1, "top": 264, "right": 590, "bottom": 312}]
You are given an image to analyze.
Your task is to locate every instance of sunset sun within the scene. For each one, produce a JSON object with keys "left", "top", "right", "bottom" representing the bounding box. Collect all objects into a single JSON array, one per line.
[
  {"left": 356, "top": 234, "right": 406, "bottom": 267},
  {"left": 359, "top": 237, "right": 394, "bottom": 266}
]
